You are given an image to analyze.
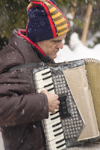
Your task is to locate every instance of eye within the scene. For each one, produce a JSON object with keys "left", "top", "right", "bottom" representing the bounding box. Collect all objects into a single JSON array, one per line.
[{"left": 54, "top": 40, "right": 62, "bottom": 43}]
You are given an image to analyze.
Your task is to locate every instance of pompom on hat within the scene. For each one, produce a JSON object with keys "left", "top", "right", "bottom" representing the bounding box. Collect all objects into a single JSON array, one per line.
[{"left": 26, "top": 0, "right": 70, "bottom": 42}]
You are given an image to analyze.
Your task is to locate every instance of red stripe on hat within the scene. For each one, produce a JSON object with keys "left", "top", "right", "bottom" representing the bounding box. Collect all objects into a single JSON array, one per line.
[
  {"left": 27, "top": 6, "right": 31, "bottom": 12},
  {"left": 47, "top": 0, "right": 70, "bottom": 30},
  {"left": 29, "top": 1, "right": 57, "bottom": 38},
  {"left": 17, "top": 29, "right": 47, "bottom": 57}
]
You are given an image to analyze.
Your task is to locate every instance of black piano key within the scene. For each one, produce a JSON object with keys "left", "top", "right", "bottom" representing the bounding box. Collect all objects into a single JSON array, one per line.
[
  {"left": 53, "top": 127, "right": 62, "bottom": 132},
  {"left": 48, "top": 87, "right": 54, "bottom": 92},
  {"left": 56, "top": 139, "right": 66, "bottom": 149},
  {"left": 44, "top": 83, "right": 53, "bottom": 88},
  {"left": 52, "top": 122, "right": 61, "bottom": 128},
  {"left": 43, "top": 75, "right": 52, "bottom": 80},
  {"left": 56, "top": 138, "right": 65, "bottom": 144},
  {"left": 42, "top": 70, "right": 51, "bottom": 75},
  {"left": 50, "top": 110, "right": 59, "bottom": 116},
  {"left": 57, "top": 143, "right": 66, "bottom": 149},
  {"left": 51, "top": 115, "right": 60, "bottom": 120},
  {"left": 54, "top": 131, "right": 63, "bottom": 137}
]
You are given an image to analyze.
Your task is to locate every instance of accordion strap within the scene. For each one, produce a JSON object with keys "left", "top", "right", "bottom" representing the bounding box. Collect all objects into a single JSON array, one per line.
[{"left": 9, "top": 62, "right": 45, "bottom": 71}]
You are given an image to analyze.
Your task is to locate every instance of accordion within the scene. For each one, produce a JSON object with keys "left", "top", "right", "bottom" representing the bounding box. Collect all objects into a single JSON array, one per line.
[
  {"left": 33, "top": 58, "right": 100, "bottom": 150},
  {"left": 10, "top": 58, "right": 100, "bottom": 150}
]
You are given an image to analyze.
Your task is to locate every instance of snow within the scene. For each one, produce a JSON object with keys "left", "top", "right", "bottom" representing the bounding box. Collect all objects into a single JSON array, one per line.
[
  {"left": 55, "top": 32, "right": 100, "bottom": 63},
  {"left": 86, "top": 32, "right": 100, "bottom": 48},
  {"left": 66, "top": 13, "right": 74, "bottom": 28}
]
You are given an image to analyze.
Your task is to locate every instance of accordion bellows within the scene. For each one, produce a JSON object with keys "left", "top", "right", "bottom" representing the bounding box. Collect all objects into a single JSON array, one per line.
[
  {"left": 85, "top": 59, "right": 100, "bottom": 131},
  {"left": 63, "top": 58, "right": 100, "bottom": 142}
]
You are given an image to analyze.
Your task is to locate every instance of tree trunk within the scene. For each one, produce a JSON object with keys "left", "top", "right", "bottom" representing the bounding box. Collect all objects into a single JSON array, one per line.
[
  {"left": 71, "top": 0, "right": 77, "bottom": 19},
  {"left": 81, "top": 2, "right": 93, "bottom": 45}
]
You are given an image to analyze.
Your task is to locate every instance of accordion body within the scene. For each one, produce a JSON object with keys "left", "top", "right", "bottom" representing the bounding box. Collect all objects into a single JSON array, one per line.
[
  {"left": 10, "top": 58, "right": 100, "bottom": 150},
  {"left": 33, "top": 58, "right": 100, "bottom": 149}
]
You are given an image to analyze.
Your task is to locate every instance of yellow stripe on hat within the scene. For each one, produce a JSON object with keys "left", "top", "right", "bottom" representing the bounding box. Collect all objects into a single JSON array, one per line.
[
  {"left": 38, "top": 0, "right": 70, "bottom": 36},
  {"left": 57, "top": 23, "right": 68, "bottom": 31},
  {"left": 44, "top": 0, "right": 70, "bottom": 35},
  {"left": 45, "top": 1, "right": 50, "bottom": 6},
  {"left": 49, "top": 7, "right": 56, "bottom": 13},
  {"left": 27, "top": 3, "right": 35, "bottom": 10},
  {"left": 58, "top": 28, "right": 69, "bottom": 36},
  {"left": 27, "top": 3, "right": 32, "bottom": 8},
  {"left": 52, "top": 12, "right": 62, "bottom": 19},
  {"left": 54, "top": 18, "right": 65, "bottom": 25}
]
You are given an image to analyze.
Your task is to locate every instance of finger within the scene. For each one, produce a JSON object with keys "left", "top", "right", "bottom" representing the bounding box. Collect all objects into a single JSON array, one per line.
[
  {"left": 55, "top": 94, "right": 59, "bottom": 99},
  {"left": 55, "top": 105, "right": 59, "bottom": 109},
  {"left": 40, "top": 89, "right": 48, "bottom": 93},
  {"left": 55, "top": 100, "right": 60, "bottom": 106},
  {"left": 52, "top": 109, "right": 56, "bottom": 114},
  {"left": 57, "top": 100, "right": 60, "bottom": 105}
]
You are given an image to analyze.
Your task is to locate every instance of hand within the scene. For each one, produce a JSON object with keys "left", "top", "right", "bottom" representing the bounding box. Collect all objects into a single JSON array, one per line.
[{"left": 41, "top": 90, "right": 60, "bottom": 114}]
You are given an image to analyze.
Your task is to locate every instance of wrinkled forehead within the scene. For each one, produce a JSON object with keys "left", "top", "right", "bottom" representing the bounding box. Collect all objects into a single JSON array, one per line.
[{"left": 51, "top": 33, "right": 67, "bottom": 41}]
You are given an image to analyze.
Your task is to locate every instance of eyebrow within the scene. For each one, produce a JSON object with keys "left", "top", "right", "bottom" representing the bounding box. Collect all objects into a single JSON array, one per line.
[{"left": 51, "top": 39, "right": 62, "bottom": 42}]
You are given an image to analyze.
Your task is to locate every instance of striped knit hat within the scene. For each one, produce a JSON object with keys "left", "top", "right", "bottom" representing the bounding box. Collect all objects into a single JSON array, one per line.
[{"left": 26, "top": 0, "right": 70, "bottom": 42}]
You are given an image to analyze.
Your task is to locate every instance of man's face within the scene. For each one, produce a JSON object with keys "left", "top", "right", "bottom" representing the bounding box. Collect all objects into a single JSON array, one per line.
[{"left": 36, "top": 33, "right": 66, "bottom": 59}]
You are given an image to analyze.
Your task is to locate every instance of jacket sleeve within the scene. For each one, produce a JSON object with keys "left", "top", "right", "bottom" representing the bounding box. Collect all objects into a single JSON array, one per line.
[
  {"left": 0, "top": 70, "right": 49, "bottom": 127},
  {"left": 0, "top": 46, "right": 49, "bottom": 127}
]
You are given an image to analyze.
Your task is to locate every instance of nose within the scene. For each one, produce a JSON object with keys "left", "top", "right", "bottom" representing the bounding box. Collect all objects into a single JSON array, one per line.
[{"left": 57, "top": 41, "right": 63, "bottom": 49}]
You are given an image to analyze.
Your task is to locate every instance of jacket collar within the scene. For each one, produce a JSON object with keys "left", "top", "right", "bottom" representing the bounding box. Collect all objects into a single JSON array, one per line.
[{"left": 17, "top": 29, "right": 50, "bottom": 63}]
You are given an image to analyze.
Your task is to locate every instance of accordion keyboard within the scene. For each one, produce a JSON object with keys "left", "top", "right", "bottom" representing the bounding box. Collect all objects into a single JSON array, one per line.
[{"left": 33, "top": 67, "right": 84, "bottom": 149}]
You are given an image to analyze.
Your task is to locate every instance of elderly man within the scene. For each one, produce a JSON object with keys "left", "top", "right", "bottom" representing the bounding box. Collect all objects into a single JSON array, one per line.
[{"left": 0, "top": 0, "right": 70, "bottom": 150}]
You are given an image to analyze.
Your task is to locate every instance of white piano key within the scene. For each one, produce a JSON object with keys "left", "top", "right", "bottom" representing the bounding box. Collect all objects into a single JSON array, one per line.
[
  {"left": 45, "top": 123, "right": 62, "bottom": 134},
  {"left": 34, "top": 68, "right": 51, "bottom": 77},
  {"left": 49, "top": 111, "right": 60, "bottom": 120},
  {"left": 46, "top": 129, "right": 64, "bottom": 141},
  {"left": 44, "top": 115, "right": 61, "bottom": 125},
  {"left": 48, "top": 134, "right": 65, "bottom": 145},
  {"left": 48, "top": 139, "right": 66, "bottom": 150},
  {"left": 36, "top": 82, "right": 53, "bottom": 90},
  {"left": 47, "top": 134, "right": 66, "bottom": 149},
  {"left": 45, "top": 86, "right": 54, "bottom": 91},
  {"left": 36, "top": 78, "right": 53, "bottom": 86},
  {"left": 44, "top": 119, "right": 61, "bottom": 130},
  {"left": 49, "top": 143, "right": 66, "bottom": 150},
  {"left": 48, "top": 128, "right": 63, "bottom": 137},
  {"left": 47, "top": 89, "right": 55, "bottom": 94},
  {"left": 35, "top": 72, "right": 52, "bottom": 80},
  {"left": 37, "top": 88, "right": 45, "bottom": 93},
  {"left": 37, "top": 87, "right": 55, "bottom": 93}
]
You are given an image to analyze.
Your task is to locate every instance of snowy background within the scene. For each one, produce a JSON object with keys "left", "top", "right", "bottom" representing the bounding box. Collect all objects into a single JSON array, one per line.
[
  {"left": 0, "top": 31, "right": 100, "bottom": 150},
  {"left": 55, "top": 32, "right": 100, "bottom": 63},
  {"left": 55, "top": 12, "right": 100, "bottom": 63}
]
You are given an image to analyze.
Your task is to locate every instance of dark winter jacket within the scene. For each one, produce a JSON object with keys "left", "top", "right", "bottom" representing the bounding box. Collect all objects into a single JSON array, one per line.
[{"left": 0, "top": 29, "right": 53, "bottom": 150}]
